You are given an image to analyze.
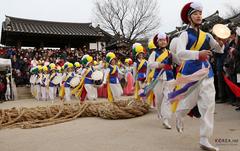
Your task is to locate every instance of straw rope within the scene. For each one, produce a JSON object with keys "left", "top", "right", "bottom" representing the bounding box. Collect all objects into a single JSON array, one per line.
[{"left": 0, "top": 99, "right": 149, "bottom": 129}]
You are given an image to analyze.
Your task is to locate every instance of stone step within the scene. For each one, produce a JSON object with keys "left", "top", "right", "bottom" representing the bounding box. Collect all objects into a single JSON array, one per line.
[
  {"left": 16, "top": 86, "right": 33, "bottom": 100},
  {"left": 18, "top": 95, "right": 34, "bottom": 100},
  {"left": 17, "top": 87, "right": 31, "bottom": 92}
]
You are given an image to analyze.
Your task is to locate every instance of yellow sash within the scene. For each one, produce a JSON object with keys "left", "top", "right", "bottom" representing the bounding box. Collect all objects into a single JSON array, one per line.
[
  {"left": 59, "top": 85, "right": 65, "bottom": 98},
  {"left": 156, "top": 49, "right": 169, "bottom": 63},
  {"left": 65, "top": 73, "right": 73, "bottom": 83},
  {"left": 134, "top": 81, "right": 140, "bottom": 101},
  {"left": 107, "top": 73, "right": 114, "bottom": 102},
  {"left": 137, "top": 59, "right": 146, "bottom": 71},
  {"left": 190, "top": 30, "right": 207, "bottom": 51},
  {"left": 134, "top": 59, "right": 147, "bottom": 101},
  {"left": 147, "top": 91, "right": 154, "bottom": 106},
  {"left": 71, "top": 68, "right": 91, "bottom": 96},
  {"left": 134, "top": 50, "right": 170, "bottom": 102},
  {"left": 150, "top": 49, "right": 170, "bottom": 79},
  {"left": 146, "top": 70, "right": 154, "bottom": 106},
  {"left": 107, "top": 65, "right": 118, "bottom": 102},
  {"left": 176, "top": 29, "right": 207, "bottom": 73},
  {"left": 146, "top": 49, "right": 169, "bottom": 104},
  {"left": 47, "top": 73, "right": 55, "bottom": 87},
  {"left": 59, "top": 73, "right": 66, "bottom": 98},
  {"left": 111, "top": 65, "right": 117, "bottom": 74},
  {"left": 171, "top": 29, "right": 207, "bottom": 112}
]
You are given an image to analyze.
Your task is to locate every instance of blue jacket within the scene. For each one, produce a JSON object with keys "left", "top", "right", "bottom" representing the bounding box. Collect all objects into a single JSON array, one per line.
[{"left": 181, "top": 28, "right": 214, "bottom": 78}]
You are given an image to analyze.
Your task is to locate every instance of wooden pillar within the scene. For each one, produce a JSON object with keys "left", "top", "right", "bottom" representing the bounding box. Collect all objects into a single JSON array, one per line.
[
  {"left": 40, "top": 42, "right": 44, "bottom": 49},
  {"left": 16, "top": 41, "right": 21, "bottom": 51}
]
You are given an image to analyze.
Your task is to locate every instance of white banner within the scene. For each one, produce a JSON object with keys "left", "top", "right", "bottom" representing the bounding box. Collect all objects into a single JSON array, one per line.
[{"left": 89, "top": 43, "right": 97, "bottom": 50}]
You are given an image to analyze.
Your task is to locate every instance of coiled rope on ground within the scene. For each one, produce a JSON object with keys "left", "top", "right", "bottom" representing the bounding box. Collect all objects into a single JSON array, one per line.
[{"left": 0, "top": 99, "right": 149, "bottom": 129}]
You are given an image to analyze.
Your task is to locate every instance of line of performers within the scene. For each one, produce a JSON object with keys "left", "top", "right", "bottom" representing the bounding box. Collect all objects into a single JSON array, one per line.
[
  {"left": 29, "top": 2, "right": 225, "bottom": 150},
  {"left": 29, "top": 54, "right": 133, "bottom": 103}
]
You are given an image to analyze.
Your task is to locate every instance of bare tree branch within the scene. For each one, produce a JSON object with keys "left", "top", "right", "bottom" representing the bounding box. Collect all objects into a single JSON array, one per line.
[
  {"left": 224, "top": 4, "right": 240, "bottom": 17},
  {"left": 93, "top": 0, "right": 161, "bottom": 42}
]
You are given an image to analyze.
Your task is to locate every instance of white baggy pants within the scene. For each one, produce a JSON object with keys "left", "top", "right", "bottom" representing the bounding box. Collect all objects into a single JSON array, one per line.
[
  {"left": 153, "top": 80, "right": 173, "bottom": 120},
  {"left": 110, "top": 83, "right": 123, "bottom": 100},
  {"left": 49, "top": 86, "right": 56, "bottom": 100},
  {"left": 64, "top": 87, "right": 71, "bottom": 101},
  {"left": 41, "top": 86, "right": 48, "bottom": 101},
  {"left": 5, "top": 84, "right": 11, "bottom": 100},
  {"left": 176, "top": 77, "right": 215, "bottom": 138},
  {"left": 36, "top": 85, "right": 41, "bottom": 101},
  {"left": 85, "top": 84, "right": 97, "bottom": 100}
]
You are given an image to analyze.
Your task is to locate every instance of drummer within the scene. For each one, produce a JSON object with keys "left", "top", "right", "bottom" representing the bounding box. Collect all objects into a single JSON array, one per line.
[
  {"left": 74, "top": 62, "right": 82, "bottom": 75},
  {"left": 29, "top": 66, "right": 38, "bottom": 97},
  {"left": 59, "top": 63, "right": 67, "bottom": 100},
  {"left": 132, "top": 43, "right": 148, "bottom": 101},
  {"left": 35, "top": 65, "right": 43, "bottom": 101},
  {"left": 96, "top": 59, "right": 108, "bottom": 98},
  {"left": 41, "top": 65, "right": 49, "bottom": 101},
  {"left": 174, "top": 2, "right": 225, "bottom": 150},
  {"left": 5, "top": 73, "right": 11, "bottom": 101},
  {"left": 146, "top": 40, "right": 157, "bottom": 107},
  {"left": 148, "top": 32, "right": 174, "bottom": 129},
  {"left": 61, "top": 62, "right": 68, "bottom": 85},
  {"left": 55, "top": 66, "right": 62, "bottom": 99},
  {"left": 80, "top": 55, "right": 98, "bottom": 101},
  {"left": 63, "top": 62, "right": 75, "bottom": 101},
  {"left": 103, "top": 52, "right": 123, "bottom": 102},
  {"left": 123, "top": 58, "right": 134, "bottom": 96},
  {"left": 48, "top": 63, "right": 57, "bottom": 101}
]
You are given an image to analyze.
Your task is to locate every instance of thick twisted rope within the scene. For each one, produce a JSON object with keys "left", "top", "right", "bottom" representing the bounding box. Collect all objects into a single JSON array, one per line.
[{"left": 0, "top": 99, "right": 149, "bottom": 129}]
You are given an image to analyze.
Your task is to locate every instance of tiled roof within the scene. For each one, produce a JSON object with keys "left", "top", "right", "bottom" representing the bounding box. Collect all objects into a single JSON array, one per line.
[
  {"left": 2, "top": 16, "right": 103, "bottom": 36},
  {"left": 227, "top": 13, "right": 240, "bottom": 25},
  {"left": 203, "top": 11, "right": 224, "bottom": 24}
]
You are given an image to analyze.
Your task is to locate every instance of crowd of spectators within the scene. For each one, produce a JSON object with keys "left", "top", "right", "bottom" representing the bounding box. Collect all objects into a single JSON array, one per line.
[
  {"left": 213, "top": 29, "right": 240, "bottom": 111},
  {"left": 0, "top": 46, "right": 128, "bottom": 86},
  {"left": 0, "top": 31, "right": 239, "bottom": 111}
]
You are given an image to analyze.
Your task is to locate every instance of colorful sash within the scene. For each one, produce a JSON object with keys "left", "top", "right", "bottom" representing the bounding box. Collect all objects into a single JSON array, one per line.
[
  {"left": 170, "top": 29, "right": 207, "bottom": 112},
  {"left": 107, "top": 65, "right": 118, "bottom": 102},
  {"left": 107, "top": 73, "right": 114, "bottom": 102},
  {"left": 146, "top": 70, "right": 155, "bottom": 106},
  {"left": 137, "top": 59, "right": 147, "bottom": 71},
  {"left": 49, "top": 73, "right": 56, "bottom": 87},
  {"left": 71, "top": 68, "right": 91, "bottom": 101},
  {"left": 155, "top": 49, "right": 169, "bottom": 63},
  {"left": 111, "top": 65, "right": 117, "bottom": 74},
  {"left": 134, "top": 60, "right": 147, "bottom": 101},
  {"left": 138, "top": 49, "right": 170, "bottom": 99}
]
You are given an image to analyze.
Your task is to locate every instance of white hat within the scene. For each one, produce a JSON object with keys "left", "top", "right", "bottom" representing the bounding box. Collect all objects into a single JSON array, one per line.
[{"left": 157, "top": 32, "right": 167, "bottom": 41}]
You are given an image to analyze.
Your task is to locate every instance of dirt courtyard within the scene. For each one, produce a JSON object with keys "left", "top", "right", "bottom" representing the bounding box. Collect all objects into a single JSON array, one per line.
[{"left": 0, "top": 98, "right": 239, "bottom": 151}]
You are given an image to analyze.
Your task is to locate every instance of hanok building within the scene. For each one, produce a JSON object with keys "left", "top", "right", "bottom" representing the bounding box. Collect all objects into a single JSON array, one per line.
[
  {"left": 227, "top": 12, "right": 240, "bottom": 27},
  {"left": 1, "top": 16, "right": 112, "bottom": 50},
  {"left": 167, "top": 11, "right": 240, "bottom": 38},
  {"left": 105, "top": 33, "right": 131, "bottom": 59}
]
